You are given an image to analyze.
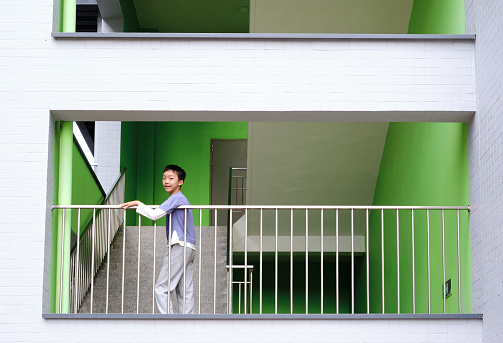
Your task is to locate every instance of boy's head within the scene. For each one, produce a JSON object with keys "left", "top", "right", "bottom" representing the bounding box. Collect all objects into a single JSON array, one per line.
[{"left": 162, "top": 164, "right": 186, "bottom": 195}]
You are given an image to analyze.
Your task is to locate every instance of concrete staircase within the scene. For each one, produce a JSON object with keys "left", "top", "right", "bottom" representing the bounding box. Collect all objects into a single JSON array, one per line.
[{"left": 79, "top": 225, "right": 228, "bottom": 314}]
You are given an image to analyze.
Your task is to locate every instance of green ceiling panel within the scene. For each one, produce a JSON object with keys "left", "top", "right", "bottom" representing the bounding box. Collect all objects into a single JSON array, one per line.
[{"left": 132, "top": 0, "right": 250, "bottom": 33}]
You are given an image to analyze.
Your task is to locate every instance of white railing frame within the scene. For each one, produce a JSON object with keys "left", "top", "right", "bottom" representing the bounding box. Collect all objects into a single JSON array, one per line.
[{"left": 53, "top": 204, "right": 470, "bottom": 315}]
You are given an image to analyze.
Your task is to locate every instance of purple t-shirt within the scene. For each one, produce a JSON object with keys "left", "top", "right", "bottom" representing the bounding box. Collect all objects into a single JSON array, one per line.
[{"left": 159, "top": 192, "right": 195, "bottom": 246}]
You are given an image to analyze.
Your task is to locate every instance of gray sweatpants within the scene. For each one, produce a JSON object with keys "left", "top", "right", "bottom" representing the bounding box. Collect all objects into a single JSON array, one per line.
[{"left": 155, "top": 244, "right": 196, "bottom": 314}]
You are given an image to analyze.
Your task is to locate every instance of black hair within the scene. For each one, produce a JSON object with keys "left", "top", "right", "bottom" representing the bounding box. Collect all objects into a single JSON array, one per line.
[{"left": 163, "top": 164, "right": 186, "bottom": 182}]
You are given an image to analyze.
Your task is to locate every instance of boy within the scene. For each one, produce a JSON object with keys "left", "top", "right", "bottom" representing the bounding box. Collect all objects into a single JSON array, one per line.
[{"left": 120, "top": 164, "right": 196, "bottom": 314}]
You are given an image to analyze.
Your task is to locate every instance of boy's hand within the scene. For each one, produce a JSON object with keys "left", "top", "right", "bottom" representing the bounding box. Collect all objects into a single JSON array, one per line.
[{"left": 119, "top": 200, "right": 141, "bottom": 209}]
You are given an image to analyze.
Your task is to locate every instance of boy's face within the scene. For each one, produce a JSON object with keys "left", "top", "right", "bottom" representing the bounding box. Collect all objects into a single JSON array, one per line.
[{"left": 162, "top": 170, "right": 183, "bottom": 195}]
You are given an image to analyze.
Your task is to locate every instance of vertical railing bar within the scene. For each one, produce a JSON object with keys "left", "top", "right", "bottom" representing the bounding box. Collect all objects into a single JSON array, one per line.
[
  {"left": 396, "top": 209, "right": 400, "bottom": 314},
  {"left": 290, "top": 209, "right": 293, "bottom": 315},
  {"left": 152, "top": 220, "right": 157, "bottom": 314},
  {"left": 457, "top": 209, "right": 461, "bottom": 314},
  {"left": 137, "top": 214, "right": 141, "bottom": 314},
  {"left": 250, "top": 268, "right": 253, "bottom": 314},
  {"left": 213, "top": 209, "right": 217, "bottom": 315},
  {"left": 351, "top": 208, "right": 354, "bottom": 314},
  {"left": 442, "top": 209, "right": 446, "bottom": 314},
  {"left": 238, "top": 283, "right": 242, "bottom": 314},
  {"left": 336, "top": 209, "right": 339, "bottom": 314},
  {"left": 260, "top": 208, "right": 263, "bottom": 314},
  {"left": 59, "top": 208, "right": 66, "bottom": 313},
  {"left": 321, "top": 209, "right": 324, "bottom": 314},
  {"left": 90, "top": 208, "right": 96, "bottom": 314},
  {"left": 366, "top": 209, "right": 369, "bottom": 314},
  {"left": 74, "top": 208, "right": 81, "bottom": 314},
  {"left": 244, "top": 209, "right": 248, "bottom": 314},
  {"left": 121, "top": 209, "right": 126, "bottom": 314},
  {"left": 275, "top": 208, "right": 278, "bottom": 314},
  {"left": 199, "top": 209, "right": 202, "bottom": 315},
  {"left": 229, "top": 209, "right": 233, "bottom": 314},
  {"left": 412, "top": 209, "right": 415, "bottom": 314},
  {"left": 427, "top": 209, "right": 431, "bottom": 314},
  {"left": 381, "top": 209, "right": 384, "bottom": 314},
  {"left": 106, "top": 208, "right": 111, "bottom": 314},
  {"left": 305, "top": 208, "right": 309, "bottom": 314},
  {"left": 184, "top": 209, "right": 188, "bottom": 315},
  {"left": 167, "top": 213, "right": 172, "bottom": 314}
]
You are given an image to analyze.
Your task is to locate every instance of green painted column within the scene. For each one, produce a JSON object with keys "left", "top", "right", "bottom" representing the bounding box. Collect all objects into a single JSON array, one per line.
[
  {"left": 60, "top": 0, "right": 76, "bottom": 32},
  {"left": 56, "top": 121, "right": 73, "bottom": 313}
]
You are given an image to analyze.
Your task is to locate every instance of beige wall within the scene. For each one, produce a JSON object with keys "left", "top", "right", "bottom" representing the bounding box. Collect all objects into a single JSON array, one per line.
[{"left": 250, "top": 0, "right": 414, "bottom": 33}]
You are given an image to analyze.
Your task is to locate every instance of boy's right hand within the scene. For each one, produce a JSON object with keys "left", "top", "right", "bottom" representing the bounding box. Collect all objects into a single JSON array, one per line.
[{"left": 119, "top": 200, "right": 141, "bottom": 209}]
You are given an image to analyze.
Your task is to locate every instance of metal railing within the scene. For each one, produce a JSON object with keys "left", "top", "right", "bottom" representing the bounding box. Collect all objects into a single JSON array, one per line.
[
  {"left": 228, "top": 167, "right": 247, "bottom": 213},
  {"left": 66, "top": 171, "right": 125, "bottom": 313},
  {"left": 51, "top": 204, "right": 470, "bottom": 315}
]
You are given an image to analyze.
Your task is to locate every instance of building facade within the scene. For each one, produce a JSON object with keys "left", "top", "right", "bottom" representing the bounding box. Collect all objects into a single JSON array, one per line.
[{"left": 0, "top": 0, "right": 501, "bottom": 342}]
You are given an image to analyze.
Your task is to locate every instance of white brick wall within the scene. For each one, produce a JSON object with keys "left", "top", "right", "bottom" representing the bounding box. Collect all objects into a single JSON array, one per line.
[
  {"left": 0, "top": 0, "right": 480, "bottom": 342},
  {"left": 94, "top": 121, "right": 121, "bottom": 194},
  {"left": 466, "top": 1, "right": 503, "bottom": 343}
]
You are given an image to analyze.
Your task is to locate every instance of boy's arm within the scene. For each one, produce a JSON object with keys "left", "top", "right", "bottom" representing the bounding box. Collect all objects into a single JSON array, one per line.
[{"left": 120, "top": 200, "right": 167, "bottom": 221}]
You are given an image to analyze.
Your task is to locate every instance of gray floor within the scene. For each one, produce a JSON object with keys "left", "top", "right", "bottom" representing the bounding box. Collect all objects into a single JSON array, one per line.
[{"left": 79, "top": 225, "right": 228, "bottom": 314}]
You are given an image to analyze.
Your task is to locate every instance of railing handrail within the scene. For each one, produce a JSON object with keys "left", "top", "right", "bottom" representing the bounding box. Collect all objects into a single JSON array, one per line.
[
  {"left": 53, "top": 204, "right": 470, "bottom": 210},
  {"left": 66, "top": 168, "right": 127, "bottom": 245}
]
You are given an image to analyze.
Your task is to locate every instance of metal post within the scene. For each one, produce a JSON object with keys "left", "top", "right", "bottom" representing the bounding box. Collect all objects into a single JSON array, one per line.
[
  {"left": 199, "top": 209, "right": 202, "bottom": 314},
  {"left": 90, "top": 208, "right": 96, "bottom": 314},
  {"left": 167, "top": 214, "right": 172, "bottom": 314},
  {"left": 121, "top": 209, "right": 126, "bottom": 314},
  {"left": 442, "top": 209, "right": 446, "bottom": 314},
  {"left": 106, "top": 208, "right": 111, "bottom": 314},
  {"left": 427, "top": 209, "right": 431, "bottom": 314},
  {"left": 396, "top": 209, "right": 400, "bottom": 314},
  {"left": 213, "top": 209, "right": 217, "bottom": 314},
  {"left": 457, "top": 209, "right": 461, "bottom": 313},
  {"left": 366, "top": 209, "right": 369, "bottom": 314},
  {"left": 321, "top": 209, "right": 324, "bottom": 314},
  {"left": 412, "top": 209, "right": 415, "bottom": 314},
  {"left": 74, "top": 208, "right": 81, "bottom": 314},
  {"left": 381, "top": 209, "right": 384, "bottom": 314},
  {"left": 305, "top": 209, "right": 309, "bottom": 314},
  {"left": 229, "top": 210, "right": 233, "bottom": 314},
  {"left": 290, "top": 209, "right": 293, "bottom": 314},
  {"left": 336, "top": 209, "right": 339, "bottom": 314},
  {"left": 275, "top": 209, "right": 278, "bottom": 314},
  {"left": 351, "top": 208, "right": 354, "bottom": 314},
  {"left": 260, "top": 208, "right": 263, "bottom": 314},
  {"left": 152, "top": 220, "right": 157, "bottom": 314},
  {"left": 137, "top": 214, "right": 141, "bottom": 314},
  {"left": 184, "top": 209, "right": 187, "bottom": 314},
  {"left": 244, "top": 209, "right": 248, "bottom": 314}
]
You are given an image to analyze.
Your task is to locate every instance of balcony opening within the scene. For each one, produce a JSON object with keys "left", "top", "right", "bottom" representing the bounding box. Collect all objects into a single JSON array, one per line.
[
  {"left": 49, "top": 119, "right": 471, "bottom": 315},
  {"left": 61, "top": 0, "right": 465, "bottom": 35}
]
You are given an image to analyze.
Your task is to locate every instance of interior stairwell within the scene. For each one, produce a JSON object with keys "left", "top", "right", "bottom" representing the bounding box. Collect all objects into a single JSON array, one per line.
[{"left": 79, "top": 225, "right": 229, "bottom": 314}]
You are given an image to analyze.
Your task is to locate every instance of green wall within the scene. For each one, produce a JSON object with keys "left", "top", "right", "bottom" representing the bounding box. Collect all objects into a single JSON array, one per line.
[
  {"left": 408, "top": 0, "right": 465, "bottom": 34},
  {"left": 368, "top": 123, "right": 471, "bottom": 313},
  {"left": 50, "top": 122, "right": 106, "bottom": 312},
  {"left": 233, "top": 253, "right": 365, "bottom": 314},
  {"left": 70, "top": 141, "right": 106, "bottom": 235},
  {"left": 119, "top": 0, "right": 141, "bottom": 32},
  {"left": 121, "top": 122, "right": 248, "bottom": 226}
]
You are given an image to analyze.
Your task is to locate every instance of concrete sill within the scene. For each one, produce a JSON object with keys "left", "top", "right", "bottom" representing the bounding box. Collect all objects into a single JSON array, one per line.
[
  {"left": 52, "top": 32, "right": 476, "bottom": 41},
  {"left": 43, "top": 313, "right": 483, "bottom": 320}
]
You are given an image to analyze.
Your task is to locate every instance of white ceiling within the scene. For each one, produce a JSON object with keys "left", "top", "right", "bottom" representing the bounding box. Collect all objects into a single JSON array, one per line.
[
  {"left": 252, "top": 0, "right": 415, "bottom": 34},
  {"left": 245, "top": 122, "right": 389, "bottom": 237}
]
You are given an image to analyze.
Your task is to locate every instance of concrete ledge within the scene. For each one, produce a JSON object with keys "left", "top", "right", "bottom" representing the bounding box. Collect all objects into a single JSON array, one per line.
[
  {"left": 43, "top": 313, "right": 483, "bottom": 320},
  {"left": 52, "top": 32, "right": 476, "bottom": 40}
]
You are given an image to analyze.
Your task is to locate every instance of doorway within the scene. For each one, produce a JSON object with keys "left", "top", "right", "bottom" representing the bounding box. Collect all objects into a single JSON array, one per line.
[{"left": 210, "top": 139, "right": 247, "bottom": 225}]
